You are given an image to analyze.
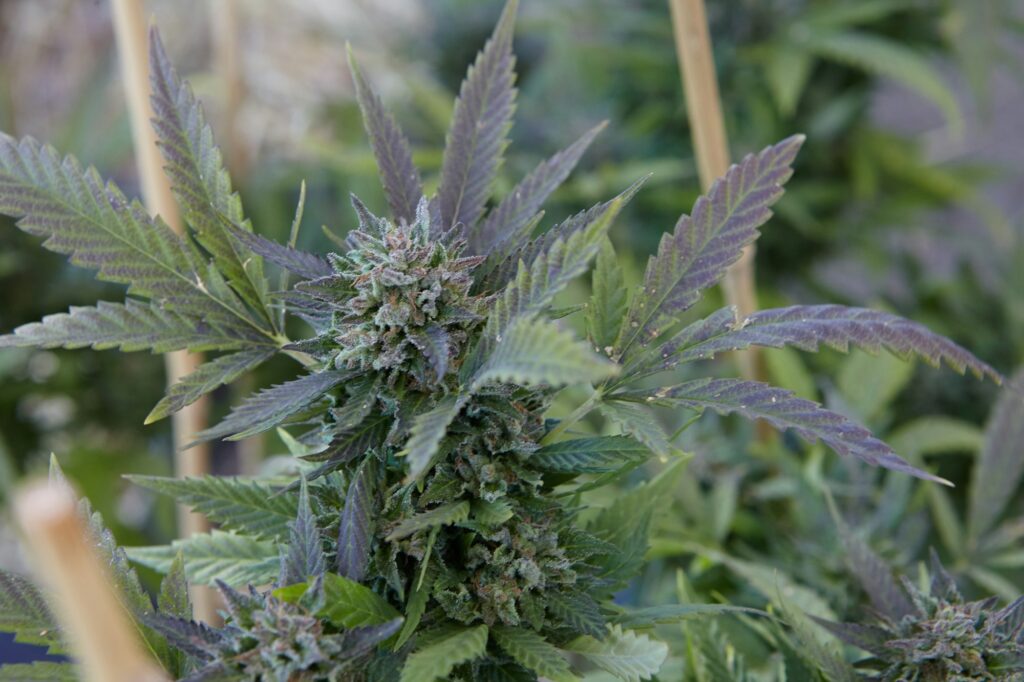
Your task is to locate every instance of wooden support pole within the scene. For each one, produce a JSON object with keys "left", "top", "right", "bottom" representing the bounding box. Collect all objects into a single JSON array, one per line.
[
  {"left": 14, "top": 481, "right": 170, "bottom": 682},
  {"left": 110, "top": 0, "right": 218, "bottom": 622},
  {"left": 668, "top": 0, "right": 760, "bottom": 381}
]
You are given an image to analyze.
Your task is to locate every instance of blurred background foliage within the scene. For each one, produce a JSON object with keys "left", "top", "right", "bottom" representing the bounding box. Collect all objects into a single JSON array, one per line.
[{"left": 0, "top": 0, "right": 1022, "bottom": 675}]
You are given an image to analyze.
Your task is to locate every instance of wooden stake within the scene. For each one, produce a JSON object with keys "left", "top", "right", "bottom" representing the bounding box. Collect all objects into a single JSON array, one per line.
[
  {"left": 110, "top": 0, "right": 218, "bottom": 622},
  {"left": 668, "top": 0, "right": 760, "bottom": 381},
  {"left": 14, "top": 481, "right": 170, "bottom": 682}
]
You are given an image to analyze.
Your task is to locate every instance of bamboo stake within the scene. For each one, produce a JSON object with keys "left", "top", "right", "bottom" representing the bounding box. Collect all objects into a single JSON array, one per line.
[
  {"left": 14, "top": 480, "right": 170, "bottom": 682},
  {"left": 668, "top": 0, "right": 760, "bottom": 381},
  {"left": 110, "top": 0, "right": 218, "bottom": 622}
]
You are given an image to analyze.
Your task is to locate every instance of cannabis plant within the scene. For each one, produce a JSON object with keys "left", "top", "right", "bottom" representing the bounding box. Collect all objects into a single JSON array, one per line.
[
  {"left": 814, "top": 549, "right": 1024, "bottom": 680},
  {"left": 0, "top": 1, "right": 1004, "bottom": 680}
]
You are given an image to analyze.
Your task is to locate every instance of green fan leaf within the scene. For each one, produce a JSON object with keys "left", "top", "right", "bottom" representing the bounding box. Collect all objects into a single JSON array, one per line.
[
  {"left": 0, "top": 571, "right": 62, "bottom": 653},
  {"left": 597, "top": 399, "right": 673, "bottom": 460},
  {"left": 0, "top": 299, "right": 268, "bottom": 353},
  {"left": 400, "top": 394, "right": 466, "bottom": 482},
  {"left": 491, "top": 626, "right": 579, "bottom": 682},
  {"left": 400, "top": 625, "right": 490, "bottom": 682},
  {"left": 149, "top": 28, "right": 271, "bottom": 322},
  {"left": 127, "top": 531, "right": 279, "bottom": 587},
  {"left": 587, "top": 237, "right": 629, "bottom": 354},
  {"left": 194, "top": 370, "right": 352, "bottom": 442},
  {"left": 470, "top": 316, "right": 618, "bottom": 391},
  {"left": 611, "top": 604, "right": 765, "bottom": 629},
  {"left": 532, "top": 436, "right": 650, "bottom": 474},
  {"left": 437, "top": 0, "right": 517, "bottom": 233},
  {"left": 386, "top": 500, "right": 471, "bottom": 541},
  {"left": 564, "top": 624, "right": 668, "bottom": 682},
  {"left": 796, "top": 30, "right": 962, "bottom": 133},
  {"left": 318, "top": 573, "right": 402, "bottom": 628},
  {"left": 146, "top": 347, "right": 276, "bottom": 423},
  {"left": 128, "top": 475, "right": 297, "bottom": 540},
  {"left": 0, "top": 134, "right": 270, "bottom": 339}
]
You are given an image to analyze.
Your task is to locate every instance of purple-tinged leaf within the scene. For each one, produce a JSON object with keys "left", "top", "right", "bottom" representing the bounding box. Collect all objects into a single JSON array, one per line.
[
  {"left": 409, "top": 325, "right": 450, "bottom": 385},
  {"left": 146, "top": 348, "right": 276, "bottom": 423},
  {"left": 149, "top": 29, "right": 270, "bottom": 320},
  {"left": 221, "top": 218, "right": 331, "bottom": 281},
  {"left": 348, "top": 49, "right": 424, "bottom": 225},
  {"left": 0, "top": 135, "right": 247, "bottom": 314},
  {"left": 144, "top": 612, "right": 223, "bottom": 661},
  {"left": 0, "top": 299, "right": 267, "bottom": 354},
  {"left": 839, "top": 527, "right": 914, "bottom": 621},
  {"left": 469, "top": 121, "right": 605, "bottom": 256},
  {"left": 664, "top": 304, "right": 1002, "bottom": 384},
  {"left": 194, "top": 370, "right": 353, "bottom": 443},
  {"left": 809, "top": 617, "right": 891, "bottom": 657},
  {"left": 337, "top": 456, "right": 378, "bottom": 583},
  {"left": 279, "top": 478, "right": 325, "bottom": 587},
  {"left": 969, "top": 368, "right": 1024, "bottom": 541},
  {"left": 437, "top": 0, "right": 518, "bottom": 232},
  {"left": 624, "top": 377, "right": 949, "bottom": 483},
  {"left": 618, "top": 136, "right": 804, "bottom": 358},
  {"left": 341, "top": 618, "right": 404, "bottom": 658},
  {"left": 475, "top": 176, "right": 647, "bottom": 295}
]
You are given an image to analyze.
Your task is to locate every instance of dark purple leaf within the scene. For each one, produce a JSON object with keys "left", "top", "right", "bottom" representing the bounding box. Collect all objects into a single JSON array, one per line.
[
  {"left": 469, "top": 121, "right": 605, "bottom": 256},
  {"left": 408, "top": 325, "right": 450, "bottom": 385},
  {"left": 221, "top": 218, "right": 331, "bottom": 281},
  {"left": 618, "top": 136, "right": 803, "bottom": 358},
  {"left": 809, "top": 617, "right": 891, "bottom": 657},
  {"left": 623, "top": 377, "right": 949, "bottom": 483},
  {"left": 341, "top": 618, "right": 404, "bottom": 658},
  {"left": 348, "top": 49, "right": 424, "bottom": 225},
  {"left": 337, "top": 456, "right": 378, "bottom": 582},
  {"left": 437, "top": 0, "right": 518, "bottom": 232},
  {"left": 278, "top": 478, "right": 325, "bottom": 586}
]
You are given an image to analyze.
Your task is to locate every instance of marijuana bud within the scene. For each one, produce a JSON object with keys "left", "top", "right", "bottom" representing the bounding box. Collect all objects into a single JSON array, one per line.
[
  {"left": 819, "top": 553, "right": 1024, "bottom": 681},
  {"left": 149, "top": 580, "right": 401, "bottom": 682},
  {"left": 326, "top": 197, "right": 487, "bottom": 390}
]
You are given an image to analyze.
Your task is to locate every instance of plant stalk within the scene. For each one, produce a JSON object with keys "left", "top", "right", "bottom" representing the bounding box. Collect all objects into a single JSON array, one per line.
[
  {"left": 668, "top": 0, "right": 760, "bottom": 382},
  {"left": 110, "top": 0, "right": 218, "bottom": 623}
]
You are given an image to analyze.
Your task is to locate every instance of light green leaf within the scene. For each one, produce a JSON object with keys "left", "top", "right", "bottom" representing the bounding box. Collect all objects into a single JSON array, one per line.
[
  {"left": 837, "top": 349, "right": 913, "bottom": 422},
  {"left": 0, "top": 662, "right": 78, "bottom": 681},
  {"left": 598, "top": 400, "right": 673, "bottom": 459},
  {"left": 127, "top": 531, "right": 279, "bottom": 587},
  {"left": 564, "top": 625, "right": 667, "bottom": 682},
  {"left": 587, "top": 237, "right": 628, "bottom": 353},
  {"left": 319, "top": 573, "right": 402, "bottom": 628},
  {"left": 386, "top": 501, "right": 471, "bottom": 541},
  {"left": 471, "top": 316, "right": 618, "bottom": 391},
  {"left": 796, "top": 31, "right": 962, "bottom": 133},
  {"left": 128, "top": 475, "right": 297, "bottom": 540},
  {"left": 400, "top": 625, "right": 489, "bottom": 682},
  {"left": 492, "top": 626, "right": 579, "bottom": 682},
  {"left": 533, "top": 436, "right": 651, "bottom": 474}
]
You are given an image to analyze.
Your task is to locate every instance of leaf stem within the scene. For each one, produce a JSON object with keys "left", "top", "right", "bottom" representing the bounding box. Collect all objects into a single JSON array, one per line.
[{"left": 541, "top": 389, "right": 602, "bottom": 445}]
